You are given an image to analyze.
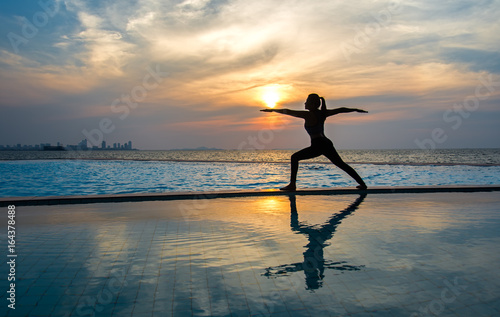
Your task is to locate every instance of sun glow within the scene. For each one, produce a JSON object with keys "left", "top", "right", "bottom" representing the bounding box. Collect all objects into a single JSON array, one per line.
[
  {"left": 260, "top": 85, "right": 283, "bottom": 108},
  {"left": 262, "top": 90, "right": 280, "bottom": 108},
  {"left": 255, "top": 84, "right": 294, "bottom": 109}
]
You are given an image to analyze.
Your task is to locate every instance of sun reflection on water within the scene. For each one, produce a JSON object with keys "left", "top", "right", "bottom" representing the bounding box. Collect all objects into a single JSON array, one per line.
[{"left": 254, "top": 196, "right": 289, "bottom": 215}]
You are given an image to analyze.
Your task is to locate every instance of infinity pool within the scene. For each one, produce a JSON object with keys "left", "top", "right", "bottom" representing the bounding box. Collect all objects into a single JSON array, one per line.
[
  {"left": 2, "top": 159, "right": 500, "bottom": 197},
  {"left": 1, "top": 192, "right": 499, "bottom": 316}
]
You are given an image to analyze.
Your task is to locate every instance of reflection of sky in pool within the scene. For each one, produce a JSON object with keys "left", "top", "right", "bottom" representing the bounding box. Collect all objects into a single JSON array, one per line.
[{"left": 2, "top": 192, "right": 499, "bottom": 316}]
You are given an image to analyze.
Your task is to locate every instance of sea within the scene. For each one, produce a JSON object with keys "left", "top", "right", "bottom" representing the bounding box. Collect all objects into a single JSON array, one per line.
[{"left": 1, "top": 148, "right": 500, "bottom": 197}]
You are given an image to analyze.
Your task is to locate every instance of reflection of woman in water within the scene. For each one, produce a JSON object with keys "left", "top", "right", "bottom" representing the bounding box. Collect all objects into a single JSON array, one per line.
[
  {"left": 261, "top": 93, "right": 367, "bottom": 190},
  {"left": 262, "top": 194, "right": 367, "bottom": 290}
]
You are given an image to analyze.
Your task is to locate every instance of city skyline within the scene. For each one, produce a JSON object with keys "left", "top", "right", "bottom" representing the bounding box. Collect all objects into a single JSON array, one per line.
[
  {"left": 0, "top": 139, "right": 135, "bottom": 151},
  {"left": 1, "top": 1, "right": 499, "bottom": 150}
]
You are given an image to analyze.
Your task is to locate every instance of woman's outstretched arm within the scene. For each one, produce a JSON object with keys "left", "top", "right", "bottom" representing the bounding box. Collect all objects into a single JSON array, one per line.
[
  {"left": 325, "top": 107, "right": 368, "bottom": 117},
  {"left": 320, "top": 98, "right": 367, "bottom": 116},
  {"left": 260, "top": 108, "right": 308, "bottom": 118}
]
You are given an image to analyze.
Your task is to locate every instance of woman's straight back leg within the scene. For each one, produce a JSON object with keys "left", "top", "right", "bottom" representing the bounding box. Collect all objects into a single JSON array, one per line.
[{"left": 321, "top": 140, "right": 366, "bottom": 188}]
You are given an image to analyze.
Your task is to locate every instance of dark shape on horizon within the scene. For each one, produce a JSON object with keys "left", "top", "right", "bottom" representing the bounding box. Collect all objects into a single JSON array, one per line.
[
  {"left": 262, "top": 194, "right": 367, "bottom": 291},
  {"left": 261, "top": 93, "right": 368, "bottom": 190},
  {"left": 42, "top": 145, "right": 66, "bottom": 151}
]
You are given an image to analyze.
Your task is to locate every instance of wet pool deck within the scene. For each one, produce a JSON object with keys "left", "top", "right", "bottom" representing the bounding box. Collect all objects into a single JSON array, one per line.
[
  {"left": 1, "top": 185, "right": 500, "bottom": 207},
  {"left": 1, "top": 186, "right": 500, "bottom": 317}
]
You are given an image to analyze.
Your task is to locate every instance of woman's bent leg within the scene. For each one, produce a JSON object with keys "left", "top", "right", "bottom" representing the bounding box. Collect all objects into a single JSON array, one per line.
[{"left": 282, "top": 146, "right": 320, "bottom": 190}]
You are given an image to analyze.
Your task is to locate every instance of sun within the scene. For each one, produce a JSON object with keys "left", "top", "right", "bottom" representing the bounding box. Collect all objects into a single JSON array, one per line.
[
  {"left": 261, "top": 87, "right": 281, "bottom": 108},
  {"left": 262, "top": 91, "right": 280, "bottom": 108},
  {"left": 257, "top": 84, "right": 293, "bottom": 108}
]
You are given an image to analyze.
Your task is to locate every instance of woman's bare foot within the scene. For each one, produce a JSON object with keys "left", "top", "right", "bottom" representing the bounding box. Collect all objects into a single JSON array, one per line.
[
  {"left": 356, "top": 184, "right": 367, "bottom": 190},
  {"left": 280, "top": 184, "right": 296, "bottom": 191}
]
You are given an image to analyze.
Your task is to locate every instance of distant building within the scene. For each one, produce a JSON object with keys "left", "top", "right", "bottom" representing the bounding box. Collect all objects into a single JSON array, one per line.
[
  {"left": 78, "top": 139, "right": 88, "bottom": 150},
  {"left": 101, "top": 141, "right": 106, "bottom": 149}
]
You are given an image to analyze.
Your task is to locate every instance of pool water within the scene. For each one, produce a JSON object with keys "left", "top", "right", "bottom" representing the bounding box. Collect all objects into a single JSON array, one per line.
[
  {"left": 2, "top": 192, "right": 500, "bottom": 316},
  {"left": 2, "top": 159, "right": 500, "bottom": 197}
]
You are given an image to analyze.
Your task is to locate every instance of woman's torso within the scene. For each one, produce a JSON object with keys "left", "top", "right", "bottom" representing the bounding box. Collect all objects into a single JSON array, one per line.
[{"left": 304, "top": 111, "right": 326, "bottom": 139}]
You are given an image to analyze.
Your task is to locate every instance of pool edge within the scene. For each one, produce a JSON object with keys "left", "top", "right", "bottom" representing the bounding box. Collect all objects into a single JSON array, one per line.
[{"left": 1, "top": 185, "right": 500, "bottom": 206}]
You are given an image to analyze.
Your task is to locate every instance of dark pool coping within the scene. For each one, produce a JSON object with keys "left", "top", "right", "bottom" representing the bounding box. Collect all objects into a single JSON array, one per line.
[{"left": 1, "top": 185, "right": 500, "bottom": 207}]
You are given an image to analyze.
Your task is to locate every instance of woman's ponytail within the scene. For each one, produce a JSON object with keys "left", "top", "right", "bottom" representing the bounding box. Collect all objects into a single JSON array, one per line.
[{"left": 320, "top": 97, "right": 327, "bottom": 112}]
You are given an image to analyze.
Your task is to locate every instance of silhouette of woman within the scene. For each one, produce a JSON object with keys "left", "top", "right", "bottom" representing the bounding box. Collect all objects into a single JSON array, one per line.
[{"left": 261, "top": 93, "right": 367, "bottom": 190}]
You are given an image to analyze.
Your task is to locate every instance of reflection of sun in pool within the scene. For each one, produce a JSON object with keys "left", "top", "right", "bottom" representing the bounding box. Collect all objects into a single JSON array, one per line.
[{"left": 255, "top": 197, "right": 288, "bottom": 215}]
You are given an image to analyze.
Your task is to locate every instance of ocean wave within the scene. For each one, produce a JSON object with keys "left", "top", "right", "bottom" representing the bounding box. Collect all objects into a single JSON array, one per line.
[
  {"left": 1, "top": 156, "right": 499, "bottom": 167},
  {"left": 2, "top": 148, "right": 500, "bottom": 166}
]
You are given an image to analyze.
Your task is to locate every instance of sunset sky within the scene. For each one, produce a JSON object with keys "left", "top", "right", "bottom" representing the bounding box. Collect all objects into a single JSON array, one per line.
[{"left": 1, "top": 0, "right": 499, "bottom": 150}]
